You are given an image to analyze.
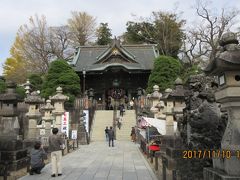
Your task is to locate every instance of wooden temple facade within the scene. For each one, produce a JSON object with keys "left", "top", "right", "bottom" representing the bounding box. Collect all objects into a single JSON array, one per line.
[{"left": 70, "top": 39, "right": 158, "bottom": 109}]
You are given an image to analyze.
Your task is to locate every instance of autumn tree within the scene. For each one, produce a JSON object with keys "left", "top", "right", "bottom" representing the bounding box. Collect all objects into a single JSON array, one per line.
[
  {"left": 17, "top": 15, "right": 52, "bottom": 73},
  {"left": 68, "top": 11, "right": 97, "bottom": 46},
  {"left": 96, "top": 23, "right": 112, "bottom": 45},
  {"left": 123, "top": 11, "right": 185, "bottom": 57},
  {"left": 8, "top": 15, "right": 73, "bottom": 75},
  {"left": 3, "top": 36, "right": 28, "bottom": 84}
]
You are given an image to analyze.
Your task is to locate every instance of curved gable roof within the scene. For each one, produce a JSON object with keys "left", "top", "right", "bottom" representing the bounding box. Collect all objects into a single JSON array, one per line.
[{"left": 71, "top": 40, "right": 158, "bottom": 72}]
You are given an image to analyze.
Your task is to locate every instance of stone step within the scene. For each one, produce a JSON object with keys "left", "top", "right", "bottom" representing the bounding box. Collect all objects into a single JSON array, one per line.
[
  {"left": 91, "top": 110, "right": 136, "bottom": 141},
  {"left": 91, "top": 110, "right": 114, "bottom": 141}
]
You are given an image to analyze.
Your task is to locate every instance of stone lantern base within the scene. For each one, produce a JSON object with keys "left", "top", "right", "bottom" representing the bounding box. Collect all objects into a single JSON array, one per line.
[
  {"left": 0, "top": 138, "right": 28, "bottom": 171},
  {"left": 204, "top": 168, "right": 240, "bottom": 180},
  {"left": 77, "top": 123, "right": 88, "bottom": 145}
]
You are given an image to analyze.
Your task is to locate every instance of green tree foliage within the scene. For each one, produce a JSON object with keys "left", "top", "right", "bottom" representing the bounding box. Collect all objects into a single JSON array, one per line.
[
  {"left": 181, "top": 64, "right": 202, "bottom": 83},
  {"left": 123, "top": 11, "right": 185, "bottom": 57},
  {"left": 28, "top": 74, "right": 43, "bottom": 91},
  {"left": 16, "top": 86, "right": 26, "bottom": 99},
  {"left": 41, "top": 60, "right": 80, "bottom": 107},
  {"left": 153, "top": 12, "right": 185, "bottom": 57},
  {"left": 123, "top": 22, "right": 154, "bottom": 44},
  {"left": 0, "top": 80, "right": 6, "bottom": 93},
  {"left": 147, "top": 56, "right": 182, "bottom": 92},
  {"left": 0, "top": 80, "right": 25, "bottom": 99},
  {"left": 96, "top": 23, "right": 112, "bottom": 45}
]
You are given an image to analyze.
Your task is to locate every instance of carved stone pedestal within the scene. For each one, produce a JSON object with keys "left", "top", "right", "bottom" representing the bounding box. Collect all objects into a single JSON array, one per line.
[
  {"left": 204, "top": 32, "right": 240, "bottom": 179},
  {"left": 0, "top": 139, "right": 28, "bottom": 171},
  {"left": 78, "top": 123, "right": 88, "bottom": 145},
  {"left": 0, "top": 82, "right": 28, "bottom": 171},
  {"left": 161, "top": 136, "right": 185, "bottom": 180},
  {"left": 204, "top": 167, "right": 240, "bottom": 180}
]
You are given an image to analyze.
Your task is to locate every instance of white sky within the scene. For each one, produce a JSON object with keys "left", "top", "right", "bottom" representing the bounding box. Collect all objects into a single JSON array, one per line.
[{"left": 0, "top": 0, "right": 240, "bottom": 75}]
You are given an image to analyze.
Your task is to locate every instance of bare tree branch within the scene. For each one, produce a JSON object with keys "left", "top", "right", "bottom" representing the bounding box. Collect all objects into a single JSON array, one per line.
[{"left": 180, "top": 0, "right": 239, "bottom": 67}]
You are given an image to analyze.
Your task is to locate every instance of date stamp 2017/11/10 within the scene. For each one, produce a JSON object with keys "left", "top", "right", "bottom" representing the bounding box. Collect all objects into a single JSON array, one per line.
[{"left": 182, "top": 150, "right": 240, "bottom": 159}]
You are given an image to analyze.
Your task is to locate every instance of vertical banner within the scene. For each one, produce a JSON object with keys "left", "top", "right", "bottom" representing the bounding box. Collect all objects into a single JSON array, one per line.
[
  {"left": 71, "top": 130, "right": 77, "bottom": 140},
  {"left": 61, "top": 112, "right": 69, "bottom": 137},
  {"left": 83, "top": 110, "right": 89, "bottom": 133}
]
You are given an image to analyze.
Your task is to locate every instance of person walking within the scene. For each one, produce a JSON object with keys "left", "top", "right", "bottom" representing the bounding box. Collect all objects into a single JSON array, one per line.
[
  {"left": 117, "top": 118, "right": 121, "bottom": 130},
  {"left": 108, "top": 126, "right": 114, "bottom": 147},
  {"left": 129, "top": 100, "right": 134, "bottom": 110},
  {"left": 119, "top": 104, "right": 124, "bottom": 117},
  {"left": 130, "top": 127, "right": 136, "bottom": 142},
  {"left": 30, "top": 142, "right": 47, "bottom": 175},
  {"left": 48, "top": 128, "right": 64, "bottom": 177},
  {"left": 104, "top": 126, "right": 109, "bottom": 141}
]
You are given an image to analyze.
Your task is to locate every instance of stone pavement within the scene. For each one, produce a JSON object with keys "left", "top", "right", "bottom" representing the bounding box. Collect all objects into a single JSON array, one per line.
[{"left": 20, "top": 141, "right": 158, "bottom": 180}]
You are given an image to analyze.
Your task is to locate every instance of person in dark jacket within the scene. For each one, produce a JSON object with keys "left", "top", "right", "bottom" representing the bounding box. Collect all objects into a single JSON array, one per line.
[
  {"left": 48, "top": 128, "right": 64, "bottom": 177},
  {"left": 104, "top": 126, "right": 109, "bottom": 141},
  {"left": 30, "top": 142, "right": 47, "bottom": 175},
  {"left": 119, "top": 104, "right": 124, "bottom": 117},
  {"left": 108, "top": 126, "right": 114, "bottom": 147}
]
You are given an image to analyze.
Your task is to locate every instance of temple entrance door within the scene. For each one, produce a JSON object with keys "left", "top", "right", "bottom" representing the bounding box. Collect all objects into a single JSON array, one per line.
[{"left": 105, "top": 88, "right": 128, "bottom": 110}]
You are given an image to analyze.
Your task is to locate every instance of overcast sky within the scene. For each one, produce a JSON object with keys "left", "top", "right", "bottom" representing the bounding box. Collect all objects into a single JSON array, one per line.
[{"left": 0, "top": 0, "right": 240, "bottom": 75}]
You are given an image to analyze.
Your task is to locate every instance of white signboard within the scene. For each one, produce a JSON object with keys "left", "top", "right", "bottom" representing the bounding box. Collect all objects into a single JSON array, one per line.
[
  {"left": 40, "top": 129, "right": 45, "bottom": 135},
  {"left": 83, "top": 110, "right": 89, "bottom": 133},
  {"left": 61, "top": 112, "right": 69, "bottom": 137},
  {"left": 71, "top": 130, "right": 77, "bottom": 140},
  {"left": 219, "top": 75, "right": 225, "bottom": 86},
  {"left": 41, "top": 137, "right": 49, "bottom": 146}
]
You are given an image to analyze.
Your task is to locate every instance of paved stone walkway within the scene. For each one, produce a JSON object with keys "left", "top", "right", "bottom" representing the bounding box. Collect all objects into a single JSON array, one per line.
[{"left": 20, "top": 141, "right": 158, "bottom": 180}]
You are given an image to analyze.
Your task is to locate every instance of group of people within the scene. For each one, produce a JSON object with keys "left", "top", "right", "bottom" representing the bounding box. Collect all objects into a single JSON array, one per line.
[
  {"left": 30, "top": 128, "right": 64, "bottom": 177},
  {"left": 30, "top": 125, "right": 137, "bottom": 177},
  {"left": 104, "top": 126, "right": 115, "bottom": 147}
]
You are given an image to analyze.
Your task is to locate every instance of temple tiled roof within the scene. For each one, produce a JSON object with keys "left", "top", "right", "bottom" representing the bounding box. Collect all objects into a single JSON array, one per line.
[{"left": 70, "top": 39, "right": 158, "bottom": 72}]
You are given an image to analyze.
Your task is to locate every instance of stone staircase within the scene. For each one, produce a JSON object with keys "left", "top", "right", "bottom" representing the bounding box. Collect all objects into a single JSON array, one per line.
[
  {"left": 91, "top": 110, "right": 136, "bottom": 142},
  {"left": 116, "top": 110, "right": 136, "bottom": 141},
  {"left": 91, "top": 110, "right": 113, "bottom": 141}
]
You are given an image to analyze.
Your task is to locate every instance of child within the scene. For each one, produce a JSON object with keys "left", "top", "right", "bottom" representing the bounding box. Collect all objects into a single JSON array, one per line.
[{"left": 30, "top": 142, "right": 47, "bottom": 175}]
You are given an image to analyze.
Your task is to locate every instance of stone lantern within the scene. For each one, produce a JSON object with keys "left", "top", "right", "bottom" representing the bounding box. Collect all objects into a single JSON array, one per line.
[
  {"left": 161, "top": 88, "right": 174, "bottom": 135},
  {"left": 0, "top": 82, "right": 28, "bottom": 170},
  {"left": 41, "top": 99, "right": 55, "bottom": 135},
  {"left": 160, "top": 80, "right": 186, "bottom": 180},
  {"left": 204, "top": 32, "right": 240, "bottom": 178},
  {"left": 25, "top": 91, "right": 45, "bottom": 140},
  {"left": 169, "top": 78, "right": 186, "bottom": 126},
  {"left": 0, "top": 82, "right": 22, "bottom": 138},
  {"left": 149, "top": 85, "right": 162, "bottom": 118},
  {"left": 24, "top": 79, "right": 31, "bottom": 95},
  {"left": 50, "top": 87, "right": 69, "bottom": 130}
]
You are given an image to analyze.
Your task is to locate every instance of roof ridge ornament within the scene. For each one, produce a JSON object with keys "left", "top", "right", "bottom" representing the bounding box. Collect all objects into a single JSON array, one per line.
[{"left": 95, "top": 38, "right": 137, "bottom": 64}]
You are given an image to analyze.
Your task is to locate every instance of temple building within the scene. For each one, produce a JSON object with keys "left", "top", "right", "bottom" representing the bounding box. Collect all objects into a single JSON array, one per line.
[{"left": 70, "top": 39, "right": 158, "bottom": 109}]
